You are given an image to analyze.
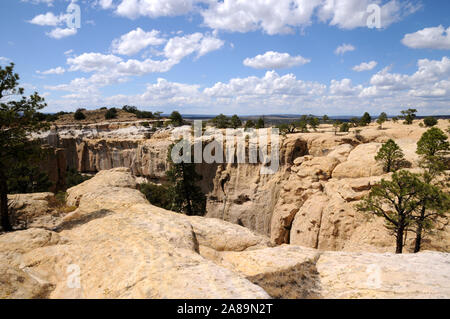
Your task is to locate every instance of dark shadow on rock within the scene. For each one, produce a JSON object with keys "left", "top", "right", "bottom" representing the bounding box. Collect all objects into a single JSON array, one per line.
[
  {"left": 247, "top": 261, "right": 322, "bottom": 299},
  {"left": 53, "top": 209, "right": 113, "bottom": 232}
]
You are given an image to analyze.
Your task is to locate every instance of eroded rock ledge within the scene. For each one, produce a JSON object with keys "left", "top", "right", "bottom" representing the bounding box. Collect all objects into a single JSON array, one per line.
[{"left": 1, "top": 168, "right": 449, "bottom": 299}]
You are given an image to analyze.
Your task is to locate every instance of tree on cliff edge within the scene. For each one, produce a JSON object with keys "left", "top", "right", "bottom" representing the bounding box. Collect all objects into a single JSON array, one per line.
[
  {"left": 356, "top": 170, "right": 423, "bottom": 254},
  {"left": 166, "top": 141, "right": 206, "bottom": 216},
  {"left": 0, "top": 63, "right": 48, "bottom": 231}
]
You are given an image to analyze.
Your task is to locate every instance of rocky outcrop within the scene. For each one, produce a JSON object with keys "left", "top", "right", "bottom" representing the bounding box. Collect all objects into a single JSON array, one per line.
[
  {"left": 36, "top": 124, "right": 172, "bottom": 179},
  {"left": 7, "top": 193, "right": 65, "bottom": 230},
  {"left": 2, "top": 168, "right": 449, "bottom": 299},
  {"left": 32, "top": 120, "right": 450, "bottom": 253},
  {"left": 206, "top": 245, "right": 450, "bottom": 299},
  {"left": 1, "top": 168, "right": 271, "bottom": 299}
]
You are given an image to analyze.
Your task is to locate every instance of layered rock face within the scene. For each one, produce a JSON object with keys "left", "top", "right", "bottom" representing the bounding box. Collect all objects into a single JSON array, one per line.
[
  {"left": 35, "top": 123, "right": 173, "bottom": 180},
  {"left": 35, "top": 120, "right": 450, "bottom": 253},
  {"left": 1, "top": 168, "right": 449, "bottom": 299}
]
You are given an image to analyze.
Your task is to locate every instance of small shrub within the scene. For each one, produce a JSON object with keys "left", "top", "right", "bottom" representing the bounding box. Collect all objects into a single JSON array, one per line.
[
  {"left": 66, "top": 168, "right": 92, "bottom": 189},
  {"left": 74, "top": 109, "right": 86, "bottom": 121},
  {"left": 105, "top": 108, "right": 118, "bottom": 120},
  {"left": 139, "top": 183, "right": 172, "bottom": 210},
  {"left": 423, "top": 117, "right": 438, "bottom": 127},
  {"left": 122, "top": 105, "right": 138, "bottom": 113},
  {"left": 136, "top": 111, "right": 154, "bottom": 119},
  {"left": 339, "top": 122, "right": 350, "bottom": 132},
  {"left": 47, "top": 192, "right": 77, "bottom": 215}
]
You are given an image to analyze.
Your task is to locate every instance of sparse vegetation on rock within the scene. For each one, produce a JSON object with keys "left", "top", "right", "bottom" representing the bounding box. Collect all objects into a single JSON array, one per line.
[
  {"left": 230, "top": 114, "right": 242, "bottom": 129},
  {"left": 256, "top": 117, "right": 265, "bottom": 129},
  {"left": 74, "top": 109, "right": 86, "bottom": 121},
  {"left": 165, "top": 142, "right": 206, "bottom": 216},
  {"left": 377, "top": 112, "right": 388, "bottom": 129},
  {"left": 105, "top": 108, "right": 118, "bottom": 120},
  {"left": 357, "top": 170, "right": 424, "bottom": 254},
  {"left": 360, "top": 112, "right": 372, "bottom": 126},
  {"left": 169, "top": 111, "right": 184, "bottom": 127},
  {"left": 401, "top": 108, "right": 417, "bottom": 125},
  {"left": 375, "top": 139, "right": 405, "bottom": 173},
  {"left": 423, "top": 117, "right": 438, "bottom": 127}
]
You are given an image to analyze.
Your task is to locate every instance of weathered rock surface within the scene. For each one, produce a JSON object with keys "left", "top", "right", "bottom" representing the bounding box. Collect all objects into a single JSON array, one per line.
[
  {"left": 7, "top": 193, "right": 64, "bottom": 230},
  {"left": 332, "top": 143, "right": 384, "bottom": 179},
  {"left": 32, "top": 120, "right": 450, "bottom": 253},
  {"left": 205, "top": 245, "right": 450, "bottom": 299},
  {"left": 1, "top": 169, "right": 270, "bottom": 299},
  {"left": 1, "top": 169, "right": 449, "bottom": 299}
]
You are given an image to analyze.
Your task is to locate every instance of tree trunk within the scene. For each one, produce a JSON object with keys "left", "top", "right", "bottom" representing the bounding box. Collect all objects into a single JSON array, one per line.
[
  {"left": 414, "top": 207, "right": 426, "bottom": 253},
  {"left": 395, "top": 226, "right": 404, "bottom": 254},
  {"left": 414, "top": 224, "right": 423, "bottom": 253},
  {"left": 0, "top": 170, "right": 12, "bottom": 232}
]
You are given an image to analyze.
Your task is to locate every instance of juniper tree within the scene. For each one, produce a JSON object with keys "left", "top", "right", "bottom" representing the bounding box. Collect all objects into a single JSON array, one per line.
[
  {"left": 74, "top": 108, "right": 86, "bottom": 120},
  {"left": 169, "top": 111, "right": 184, "bottom": 127},
  {"left": 105, "top": 107, "right": 118, "bottom": 119},
  {"left": 356, "top": 170, "right": 423, "bottom": 254},
  {"left": 230, "top": 115, "right": 242, "bottom": 129},
  {"left": 255, "top": 117, "right": 265, "bottom": 129},
  {"left": 244, "top": 120, "right": 255, "bottom": 129},
  {"left": 0, "top": 63, "right": 48, "bottom": 231},
  {"left": 375, "top": 139, "right": 405, "bottom": 173},
  {"left": 400, "top": 108, "right": 417, "bottom": 125},
  {"left": 423, "top": 117, "right": 437, "bottom": 127},
  {"left": 377, "top": 112, "right": 388, "bottom": 129},
  {"left": 416, "top": 127, "right": 449, "bottom": 181},
  {"left": 412, "top": 181, "right": 449, "bottom": 253},
  {"left": 166, "top": 141, "right": 206, "bottom": 216},
  {"left": 308, "top": 116, "right": 320, "bottom": 131},
  {"left": 211, "top": 114, "right": 230, "bottom": 128},
  {"left": 360, "top": 112, "right": 372, "bottom": 126},
  {"left": 297, "top": 115, "right": 309, "bottom": 133},
  {"left": 339, "top": 122, "right": 350, "bottom": 133},
  {"left": 332, "top": 120, "right": 341, "bottom": 135},
  {"left": 411, "top": 128, "right": 450, "bottom": 252}
]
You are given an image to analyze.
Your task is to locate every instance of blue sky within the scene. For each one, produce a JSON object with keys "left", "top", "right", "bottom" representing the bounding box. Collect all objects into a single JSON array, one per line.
[{"left": 0, "top": 0, "right": 449, "bottom": 115}]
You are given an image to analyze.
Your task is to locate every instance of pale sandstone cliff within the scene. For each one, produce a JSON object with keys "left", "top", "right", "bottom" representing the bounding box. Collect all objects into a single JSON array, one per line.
[
  {"left": 34, "top": 120, "right": 450, "bottom": 253},
  {"left": 1, "top": 168, "right": 449, "bottom": 299}
]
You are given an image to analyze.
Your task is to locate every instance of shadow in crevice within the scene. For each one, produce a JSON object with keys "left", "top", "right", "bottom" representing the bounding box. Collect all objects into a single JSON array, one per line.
[
  {"left": 247, "top": 261, "right": 323, "bottom": 299},
  {"left": 52, "top": 209, "right": 113, "bottom": 232}
]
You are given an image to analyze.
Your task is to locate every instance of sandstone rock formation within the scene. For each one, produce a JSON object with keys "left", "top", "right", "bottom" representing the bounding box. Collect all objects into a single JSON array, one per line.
[
  {"left": 206, "top": 245, "right": 450, "bottom": 299},
  {"left": 1, "top": 168, "right": 449, "bottom": 299},
  {"left": 32, "top": 119, "right": 450, "bottom": 253}
]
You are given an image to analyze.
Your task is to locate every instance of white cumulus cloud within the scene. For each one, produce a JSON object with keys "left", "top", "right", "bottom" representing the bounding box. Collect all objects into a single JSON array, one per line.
[
  {"left": 352, "top": 61, "right": 377, "bottom": 72},
  {"left": 111, "top": 28, "right": 166, "bottom": 56},
  {"left": 28, "top": 12, "right": 63, "bottom": 26},
  {"left": 37, "top": 67, "right": 66, "bottom": 75},
  {"left": 116, "top": 0, "right": 195, "bottom": 19},
  {"left": 243, "top": 51, "right": 310, "bottom": 69},
  {"left": 402, "top": 25, "right": 450, "bottom": 50},
  {"left": 163, "top": 33, "right": 224, "bottom": 61},
  {"left": 335, "top": 43, "right": 355, "bottom": 55},
  {"left": 46, "top": 27, "right": 77, "bottom": 39},
  {"left": 107, "top": 0, "right": 419, "bottom": 35}
]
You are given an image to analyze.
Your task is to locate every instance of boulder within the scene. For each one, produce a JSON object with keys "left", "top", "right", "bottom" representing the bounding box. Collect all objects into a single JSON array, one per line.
[{"left": 332, "top": 143, "right": 384, "bottom": 179}]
